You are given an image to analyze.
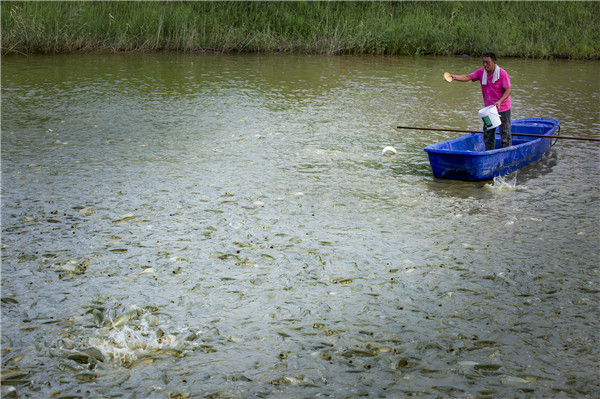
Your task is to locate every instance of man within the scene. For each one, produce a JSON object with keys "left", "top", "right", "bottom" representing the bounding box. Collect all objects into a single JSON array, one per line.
[{"left": 450, "top": 53, "right": 512, "bottom": 151}]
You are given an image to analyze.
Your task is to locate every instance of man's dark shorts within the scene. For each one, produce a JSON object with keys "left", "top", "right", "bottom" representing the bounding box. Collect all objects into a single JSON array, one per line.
[{"left": 484, "top": 109, "right": 511, "bottom": 151}]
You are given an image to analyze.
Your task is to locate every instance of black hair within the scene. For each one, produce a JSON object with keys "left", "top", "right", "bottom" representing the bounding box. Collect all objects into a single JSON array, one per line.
[{"left": 483, "top": 52, "right": 497, "bottom": 61}]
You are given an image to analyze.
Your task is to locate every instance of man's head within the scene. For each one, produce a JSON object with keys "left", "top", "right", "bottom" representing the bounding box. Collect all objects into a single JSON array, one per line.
[{"left": 482, "top": 53, "right": 497, "bottom": 73}]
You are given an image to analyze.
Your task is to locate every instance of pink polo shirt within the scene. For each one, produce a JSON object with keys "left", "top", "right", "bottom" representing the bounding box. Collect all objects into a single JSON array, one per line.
[{"left": 468, "top": 67, "right": 511, "bottom": 112}]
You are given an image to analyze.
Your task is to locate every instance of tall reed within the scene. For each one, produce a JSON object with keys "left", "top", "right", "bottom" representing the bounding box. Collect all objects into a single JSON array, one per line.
[{"left": 2, "top": 1, "right": 599, "bottom": 59}]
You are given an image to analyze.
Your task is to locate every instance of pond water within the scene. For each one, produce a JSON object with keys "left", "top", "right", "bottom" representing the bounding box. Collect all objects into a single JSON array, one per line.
[{"left": 1, "top": 54, "right": 599, "bottom": 398}]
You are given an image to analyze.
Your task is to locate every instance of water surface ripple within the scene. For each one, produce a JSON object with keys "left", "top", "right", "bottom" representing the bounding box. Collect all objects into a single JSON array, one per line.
[{"left": 2, "top": 54, "right": 599, "bottom": 398}]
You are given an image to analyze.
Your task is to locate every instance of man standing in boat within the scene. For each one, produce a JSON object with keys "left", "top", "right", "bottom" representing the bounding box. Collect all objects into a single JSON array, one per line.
[{"left": 449, "top": 53, "right": 512, "bottom": 151}]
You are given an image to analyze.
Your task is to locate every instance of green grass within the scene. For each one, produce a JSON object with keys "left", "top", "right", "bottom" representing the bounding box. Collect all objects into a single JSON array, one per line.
[{"left": 2, "top": 1, "right": 599, "bottom": 59}]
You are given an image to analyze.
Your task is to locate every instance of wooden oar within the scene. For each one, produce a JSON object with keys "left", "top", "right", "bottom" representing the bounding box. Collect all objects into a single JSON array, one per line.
[{"left": 396, "top": 125, "right": 600, "bottom": 142}]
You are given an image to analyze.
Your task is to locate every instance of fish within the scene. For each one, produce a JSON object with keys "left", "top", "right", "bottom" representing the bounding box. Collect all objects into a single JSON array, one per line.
[
  {"left": 167, "top": 393, "right": 191, "bottom": 399},
  {"left": 3, "top": 354, "right": 25, "bottom": 364},
  {"left": 112, "top": 310, "right": 138, "bottom": 329},
  {"left": 58, "top": 362, "right": 82, "bottom": 372},
  {"left": 67, "top": 353, "right": 91, "bottom": 364},
  {"left": 153, "top": 348, "right": 183, "bottom": 357},
  {"left": 342, "top": 349, "right": 376, "bottom": 358},
  {"left": 270, "top": 376, "right": 305, "bottom": 385},
  {"left": 369, "top": 347, "right": 392, "bottom": 355},
  {"left": 82, "top": 348, "right": 105, "bottom": 362},
  {"left": 231, "top": 374, "right": 252, "bottom": 382},
  {"left": 56, "top": 261, "right": 85, "bottom": 274},
  {"left": 458, "top": 360, "right": 479, "bottom": 367},
  {"left": 235, "top": 261, "right": 254, "bottom": 266},
  {"left": 140, "top": 268, "right": 156, "bottom": 275},
  {"left": 472, "top": 340, "right": 497, "bottom": 348},
  {"left": 91, "top": 309, "right": 104, "bottom": 325},
  {"left": 182, "top": 332, "right": 197, "bottom": 341},
  {"left": 128, "top": 357, "right": 158, "bottom": 369},
  {"left": 315, "top": 352, "right": 333, "bottom": 360},
  {"left": 501, "top": 375, "right": 530, "bottom": 385},
  {"left": 333, "top": 278, "right": 353, "bottom": 284},
  {"left": 0, "top": 370, "right": 29, "bottom": 380},
  {"left": 118, "top": 213, "right": 136, "bottom": 221},
  {"left": 75, "top": 372, "right": 97, "bottom": 381},
  {"left": 474, "top": 364, "right": 502, "bottom": 371}
]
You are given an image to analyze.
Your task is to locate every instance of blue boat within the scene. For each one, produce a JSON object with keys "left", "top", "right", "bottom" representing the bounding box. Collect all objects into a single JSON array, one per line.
[{"left": 423, "top": 118, "right": 560, "bottom": 180}]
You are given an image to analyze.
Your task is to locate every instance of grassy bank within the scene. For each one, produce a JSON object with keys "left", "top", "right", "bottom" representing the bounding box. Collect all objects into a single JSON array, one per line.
[{"left": 2, "top": 1, "right": 599, "bottom": 59}]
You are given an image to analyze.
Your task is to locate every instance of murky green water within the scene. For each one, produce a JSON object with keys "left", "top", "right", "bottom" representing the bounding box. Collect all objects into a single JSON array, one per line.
[{"left": 2, "top": 54, "right": 599, "bottom": 398}]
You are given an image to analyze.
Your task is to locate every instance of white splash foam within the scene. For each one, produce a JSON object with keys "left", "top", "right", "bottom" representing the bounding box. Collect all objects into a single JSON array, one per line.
[
  {"left": 87, "top": 321, "right": 161, "bottom": 365},
  {"left": 382, "top": 146, "right": 397, "bottom": 155},
  {"left": 85, "top": 306, "right": 198, "bottom": 366},
  {"left": 484, "top": 173, "right": 517, "bottom": 191}
]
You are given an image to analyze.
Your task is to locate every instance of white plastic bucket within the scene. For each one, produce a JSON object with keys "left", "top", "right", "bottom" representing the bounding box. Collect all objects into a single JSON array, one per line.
[{"left": 478, "top": 105, "right": 501, "bottom": 130}]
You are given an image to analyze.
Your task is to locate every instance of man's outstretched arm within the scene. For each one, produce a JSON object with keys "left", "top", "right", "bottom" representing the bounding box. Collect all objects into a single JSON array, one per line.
[{"left": 450, "top": 74, "right": 472, "bottom": 82}]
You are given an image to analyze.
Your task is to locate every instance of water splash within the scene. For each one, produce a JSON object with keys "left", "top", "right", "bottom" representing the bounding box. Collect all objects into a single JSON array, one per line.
[
  {"left": 87, "top": 323, "right": 160, "bottom": 366},
  {"left": 484, "top": 172, "right": 518, "bottom": 191},
  {"left": 85, "top": 306, "right": 198, "bottom": 367}
]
